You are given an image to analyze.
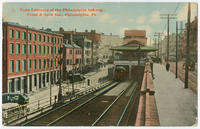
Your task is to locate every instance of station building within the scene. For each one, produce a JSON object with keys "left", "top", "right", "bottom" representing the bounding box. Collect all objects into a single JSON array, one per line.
[{"left": 2, "top": 22, "right": 64, "bottom": 94}]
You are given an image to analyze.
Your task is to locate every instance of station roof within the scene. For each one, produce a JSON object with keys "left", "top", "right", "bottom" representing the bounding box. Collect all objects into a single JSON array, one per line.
[{"left": 109, "top": 45, "right": 157, "bottom": 52}]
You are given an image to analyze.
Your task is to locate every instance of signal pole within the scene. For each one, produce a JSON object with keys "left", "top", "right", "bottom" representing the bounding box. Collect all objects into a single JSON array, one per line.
[
  {"left": 154, "top": 32, "right": 163, "bottom": 59},
  {"left": 185, "top": 3, "right": 191, "bottom": 88},
  {"left": 160, "top": 14, "right": 177, "bottom": 61}
]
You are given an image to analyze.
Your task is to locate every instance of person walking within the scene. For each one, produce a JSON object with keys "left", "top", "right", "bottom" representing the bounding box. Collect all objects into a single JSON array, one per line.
[{"left": 166, "top": 62, "right": 170, "bottom": 71}]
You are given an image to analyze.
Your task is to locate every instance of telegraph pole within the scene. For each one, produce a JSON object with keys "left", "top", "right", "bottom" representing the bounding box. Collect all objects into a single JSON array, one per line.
[
  {"left": 176, "top": 21, "right": 178, "bottom": 78},
  {"left": 160, "top": 14, "right": 176, "bottom": 61},
  {"left": 185, "top": 3, "right": 191, "bottom": 88},
  {"left": 154, "top": 32, "right": 163, "bottom": 59}
]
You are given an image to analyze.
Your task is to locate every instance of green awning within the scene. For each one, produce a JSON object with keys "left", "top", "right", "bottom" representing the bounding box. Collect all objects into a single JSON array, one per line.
[{"left": 109, "top": 45, "right": 157, "bottom": 52}]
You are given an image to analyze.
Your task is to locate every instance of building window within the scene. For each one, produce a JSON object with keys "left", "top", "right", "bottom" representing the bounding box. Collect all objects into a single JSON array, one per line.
[
  {"left": 43, "top": 59, "right": 46, "bottom": 69},
  {"left": 42, "top": 45, "right": 45, "bottom": 54},
  {"left": 51, "top": 59, "right": 53, "bottom": 67},
  {"left": 43, "top": 35, "right": 45, "bottom": 42},
  {"left": 28, "top": 32, "right": 31, "bottom": 41},
  {"left": 22, "top": 60, "right": 26, "bottom": 72},
  {"left": 47, "top": 36, "right": 49, "bottom": 42},
  {"left": 16, "top": 43, "right": 20, "bottom": 54},
  {"left": 38, "top": 59, "right": 41, "bottom": 69},
  {"left": 46, "top": 46, "right": 49, "bottom": 54},
  {"left": 9, "top": 80, "right": 14, "bottom": 93},
  {"left": 69, "top": 50, "right": 72, "bottom": 54},
  {"left": 38, "top": 45, "right": 41, "bottom": 54},
  {"left": 47, "top": 59, "right": 49, "bottom": 68},
  {"left": 9, "top": 60, "right": 14, "bottom": 73},
  {"left": 16, "top": 79, "right": 20, "bottom": 91},
  {"left": 76, "top": 59, "right": 79, "bottom": 64},
  {"left": 16, "top": 30, "right": 20, "bottom": 40},
  {"left": 28, "top": 59, "right": 31, "bottom": 71},
  {"left": 22, "top": 78, "right": 27, "bottom": 90},
  {"left": 9, "top": 43, "right": 14, "bottom": 54},
  {"left": 38, "top": 34, "right": 41, "bottom": 42},
  {"left": 33, "top": 45, "right": 36, "bottom": 54},
  {"left": 51, "top": 37, "right": 54, "bottom": 43},
  {"left": 28, "top": 44, "right": 31, "bottom": 54},
  {"left": 22, "top": 32, "right": 26, "bottom": 40},
  {"left": 9, "top": 29, "right": 14, "bottom": 39},
  {"left": 22, "top": 44, "right": 26, "bottom": 54},
  {"left": 51, "top": 46, "right": 53, "bottom": 54},
  {"left": 33, "top": 33, "right": 36, "bottom": 41},
  {"left": 34, "top": 59, "right": 37, "bottom": 70},
  {"left": 16, "top": 60, "right": 20, "bottom": 72}
]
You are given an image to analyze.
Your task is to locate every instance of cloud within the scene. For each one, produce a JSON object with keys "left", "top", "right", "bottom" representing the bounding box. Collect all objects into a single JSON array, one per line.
[
  {"left": 136, "top": 25, "right": 152, "bottom": 36},
  {"left": 177, "top": 3, "right": 197, "bottom": 21},
  {"left": 120, "top": 27, "right": 129, "bottom": 37},
  {"left": 136, "top": 16, "right": 146, "bottom": 24},
  {"left": 98, "top": 13, "right": 119, "bottom": 24},
  {"left": 149, "top": 11, "right": 160, "bottom": 24},
  {"left": 128, "top": 18, "right": 135, "bottom": 22}
]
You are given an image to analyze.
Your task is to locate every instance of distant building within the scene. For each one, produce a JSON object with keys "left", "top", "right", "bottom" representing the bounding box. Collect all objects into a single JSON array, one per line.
[
  {"left": 123, "top": 30, "right": 147, "bottom": 45},
  {"left": 56, "top": 28, "right": 101, "bottom": 65},
  {"left": 2, "top": 22, "right": 63, "bottom": 93},
  {"left": 99, "top": 33, "right": 123, "bottom": 62},
  {"left": 63, "top": 43, "right": 82, "bottom": 72},
  {"left": 72, "top": 35, "right": 92, "bottom": 66}
]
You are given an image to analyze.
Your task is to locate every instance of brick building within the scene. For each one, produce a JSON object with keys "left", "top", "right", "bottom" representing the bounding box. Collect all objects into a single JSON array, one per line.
[
  {"left": 180, "top": 16, "right": 198, "bottom": 62},
  {"left": 2, "top": 22, "right": 63, "bottom": 94},
  {"left": 123, "top": 30, "right": 147, "bottom": 45},
  {"left": 56, "top": 28, "right": 101, "bottom": 65},
  {"left": 63, "top": 43, "right": 82, "bottom": 72}
]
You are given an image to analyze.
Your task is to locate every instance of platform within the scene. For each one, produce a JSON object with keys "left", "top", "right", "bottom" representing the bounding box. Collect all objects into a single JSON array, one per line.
[{"left": 153, "top": 63, "right": 197, "bottom": 126}]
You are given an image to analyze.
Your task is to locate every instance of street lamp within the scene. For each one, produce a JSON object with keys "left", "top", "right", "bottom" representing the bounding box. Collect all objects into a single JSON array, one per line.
[{"left": 58, "top": 46, "right": 63, "bottom": 102}]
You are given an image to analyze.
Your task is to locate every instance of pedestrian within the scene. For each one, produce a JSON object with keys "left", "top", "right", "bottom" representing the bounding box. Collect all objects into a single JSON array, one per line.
[
  {"left": 166, "top": 62, "right": 170, "bottom": 71},
  {"left": 87, "top": 79, "right": 90, "bottom": 86}
]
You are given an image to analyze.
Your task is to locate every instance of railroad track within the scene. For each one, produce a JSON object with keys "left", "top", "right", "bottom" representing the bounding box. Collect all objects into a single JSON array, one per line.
[
  {"left": 21, "top": 80, "right": 140, "bottom": 126},
  {"left": 20, "top": 81, "right": 119, "bottom": 126},
  {"left": 92, "top": 81, "right": 139, "bottom": 126}
]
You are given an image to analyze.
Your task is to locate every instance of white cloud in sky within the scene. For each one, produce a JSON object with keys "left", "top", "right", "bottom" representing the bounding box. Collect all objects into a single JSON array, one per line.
[
  {"left": 98, "top": 13, "right": 118, "bottom": 24},
  {"left": 120, "top": 27, "right": 129, "bottom": 37},
  {"left": 177, "top": 3, "right": 197, "bottom": 21},
  {"left": 136, "top": 25, "right": 152, "bottom": 36},
  {"left": 149, "top": 11, "right": 160, "bottom": 24},
  {"left": 136, "top": 16, "right": 146, "bottom": 24}
]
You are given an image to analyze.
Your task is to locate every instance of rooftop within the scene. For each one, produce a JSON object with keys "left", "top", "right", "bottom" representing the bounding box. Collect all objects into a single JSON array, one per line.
[
  {"left": 125, "top": 30, "right": 146, "bottom": 37},
  {"left": 3, "top": 21, "right": 63, "bottom": 37}
]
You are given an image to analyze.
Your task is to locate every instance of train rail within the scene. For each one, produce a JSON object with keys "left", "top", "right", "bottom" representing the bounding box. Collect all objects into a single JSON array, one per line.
[
  {"left": 20, "top": 81, "right": 119, "bottom": 126},
  {"left": 92, "top": 81, "right": 138, "bottom": 126}
]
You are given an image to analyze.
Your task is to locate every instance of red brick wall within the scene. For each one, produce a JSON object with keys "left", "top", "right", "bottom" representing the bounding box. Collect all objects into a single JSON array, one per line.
[{"left": 163, "top": 62, "right": 197, "bottom": 94}]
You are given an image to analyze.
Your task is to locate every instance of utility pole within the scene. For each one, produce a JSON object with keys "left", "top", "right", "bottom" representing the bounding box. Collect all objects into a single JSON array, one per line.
[
  {"left": 160, "top": 14, "right": 177, "bottom": 61},
  {"left": 154, "top": 32, "right": 163, "bottom": 59},
  {"left": 176, "top": 21, "right": 178, "bottom": 78},
  {"left": 185, "top": 3, "right": 191, "bottom": 89},
  {"left": 154, "top": 38, "right": 157, "bottom": 57}
]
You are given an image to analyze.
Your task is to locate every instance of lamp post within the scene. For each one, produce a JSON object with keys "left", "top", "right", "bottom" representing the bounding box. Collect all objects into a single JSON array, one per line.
[
  {"left": 58, "top": 45, "right": 63, "bottom": 102},
  {"left": 72, "top": 46, "right": 75, "bottom": 95}
]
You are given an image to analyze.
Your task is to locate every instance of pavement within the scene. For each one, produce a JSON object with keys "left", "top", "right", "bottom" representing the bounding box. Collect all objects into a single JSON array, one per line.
[{"left": 153, "top": 63, "right": 197, "bottom": 126}]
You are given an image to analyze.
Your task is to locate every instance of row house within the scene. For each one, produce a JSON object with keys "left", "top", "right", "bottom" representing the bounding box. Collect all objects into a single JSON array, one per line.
[
  {"left": 2, "top": 22, "right": 63, "bottom": 94},
  {"left": 63, "top": 43, "right": 82, "bottom": 72}
]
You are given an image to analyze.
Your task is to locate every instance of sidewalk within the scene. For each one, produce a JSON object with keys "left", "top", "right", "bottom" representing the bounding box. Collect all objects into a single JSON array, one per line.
[
  {"left": 153, "top": 63, "right": 197, "bottom": 126},
  {"left": 26, "top": 66, "right": 108, "bottom": 112}
]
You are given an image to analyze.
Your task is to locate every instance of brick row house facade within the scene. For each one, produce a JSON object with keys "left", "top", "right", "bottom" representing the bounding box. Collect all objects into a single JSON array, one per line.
[{"left": 2, "top": 22, "right": 63, "bottom": 94}]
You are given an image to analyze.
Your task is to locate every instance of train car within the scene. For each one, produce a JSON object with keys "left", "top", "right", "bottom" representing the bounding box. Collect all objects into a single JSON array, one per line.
[{"left": 114, "top": 66, "right": 128, "bottom": 81}]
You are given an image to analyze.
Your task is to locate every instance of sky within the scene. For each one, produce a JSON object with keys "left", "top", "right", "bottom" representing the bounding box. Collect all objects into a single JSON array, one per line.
[{"left": 2, "top": 2, "right": 198, "bottom": 45}]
